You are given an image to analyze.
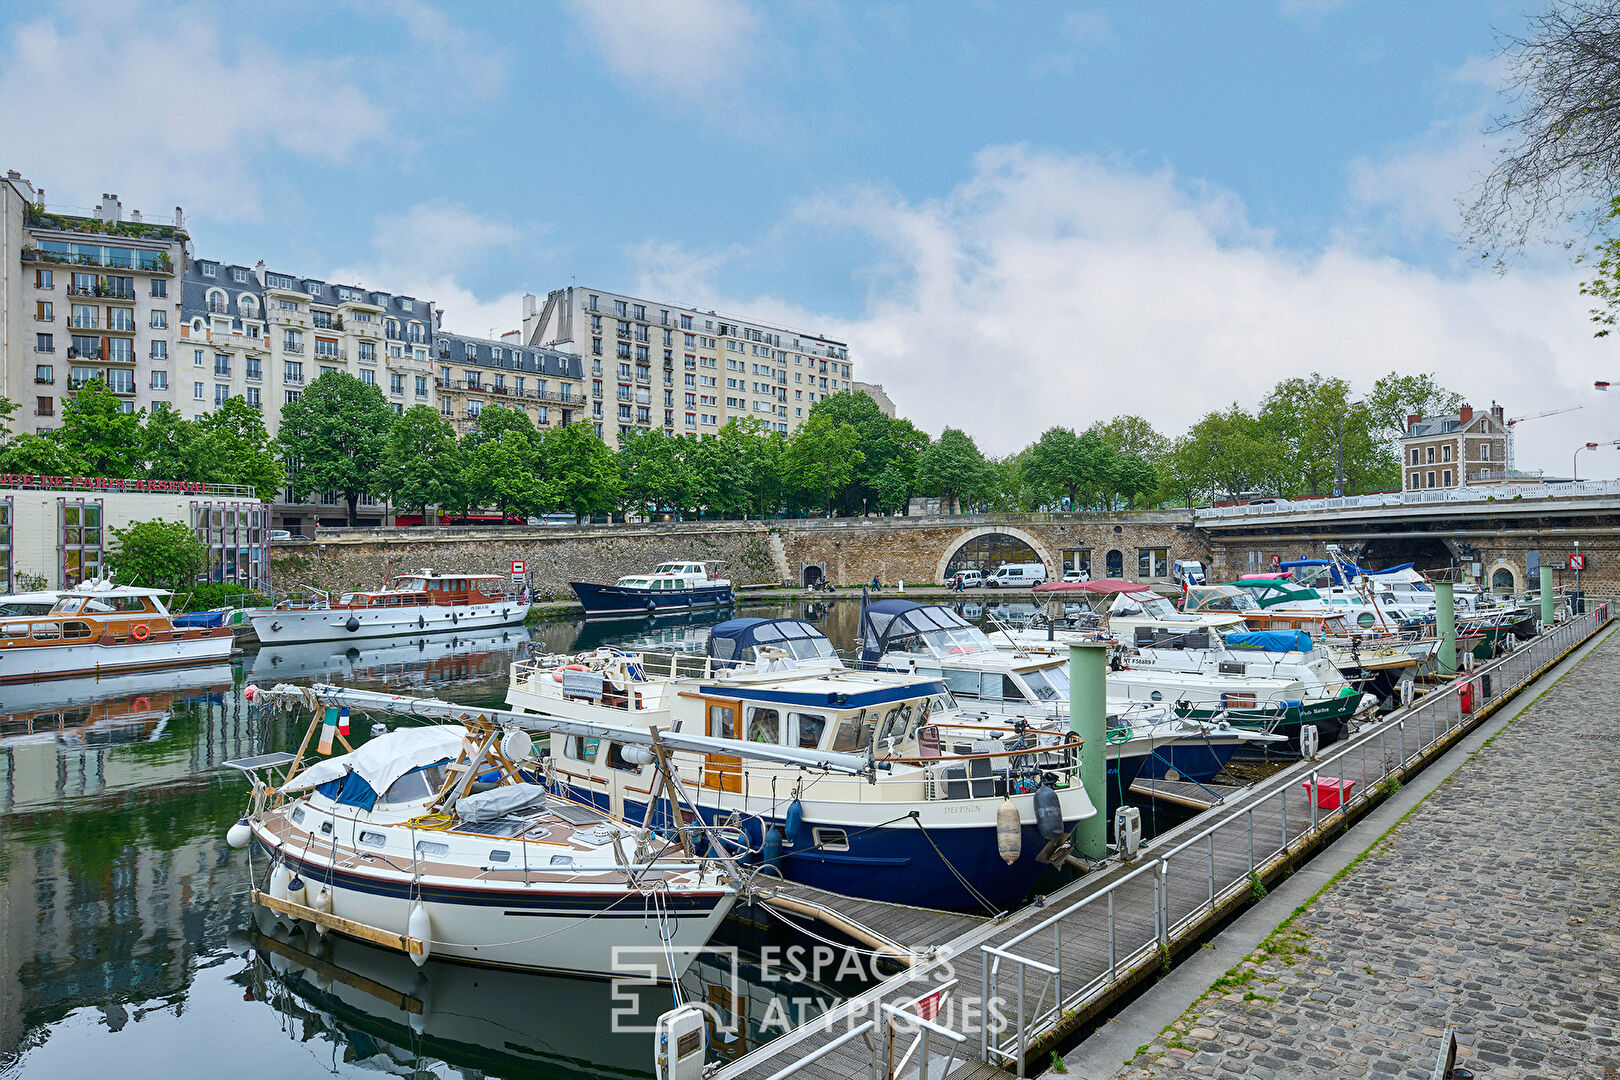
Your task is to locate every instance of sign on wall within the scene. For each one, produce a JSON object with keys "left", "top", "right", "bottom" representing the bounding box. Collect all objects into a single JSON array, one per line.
[
  {"left": 511, "top": 559, "right": 526, "bottom": 575},
  {"left": 1569, "top": 554, "right": 1587, "bottom": 571}
]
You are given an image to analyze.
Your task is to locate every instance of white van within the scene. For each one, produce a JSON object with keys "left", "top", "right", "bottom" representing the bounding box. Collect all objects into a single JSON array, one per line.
[{"left": 986, "top": 563, "right": 1048, "bottom": 588}]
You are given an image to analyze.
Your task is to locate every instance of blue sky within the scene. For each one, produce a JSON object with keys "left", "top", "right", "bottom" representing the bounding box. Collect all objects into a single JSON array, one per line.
[{"left": 6, "top": 0, "right": 1619, "bottom": 474}]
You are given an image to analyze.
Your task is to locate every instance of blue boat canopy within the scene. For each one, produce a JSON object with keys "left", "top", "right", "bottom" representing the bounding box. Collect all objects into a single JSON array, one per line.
[
  {"left": 1224, "top": 630, "right": 1314, "bottom": 654},
  {"left": 707, "top": 617, "right": 839, "bottom": 664}
]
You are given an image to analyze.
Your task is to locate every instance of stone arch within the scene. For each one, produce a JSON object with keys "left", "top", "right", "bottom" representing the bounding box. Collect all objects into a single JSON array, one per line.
[
  {"left": 1486, "top": 560, "right": 1519, "bottom": 594},
  {"left": 934, "top": 526, "right": 1057, "bottom": 584},
  {"left": 802, "top": 563, "right": 825, "bottom": 587}
]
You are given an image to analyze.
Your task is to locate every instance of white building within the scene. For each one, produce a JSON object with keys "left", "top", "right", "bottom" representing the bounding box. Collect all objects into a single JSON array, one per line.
[
  {"left": 1, "top": 172, "right": 187, "bottom": 432},
  {"left": 521, "top": 286, "right": 853, "bottom": 448}
]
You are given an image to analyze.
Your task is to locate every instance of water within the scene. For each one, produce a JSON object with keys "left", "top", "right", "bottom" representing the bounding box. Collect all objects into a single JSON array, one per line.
[{"left": 0, "top": 599, "right": 929, "bottom": 1080}]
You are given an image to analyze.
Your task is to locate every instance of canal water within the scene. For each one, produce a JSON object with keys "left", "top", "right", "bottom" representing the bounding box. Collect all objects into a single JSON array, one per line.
[{"left": 2, "top": 596, "right": 1063, "bottom": 1080}]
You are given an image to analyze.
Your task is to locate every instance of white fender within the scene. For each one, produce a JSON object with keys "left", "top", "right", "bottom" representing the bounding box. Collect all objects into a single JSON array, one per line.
[
  {"left": 268, "top": 862, "right": 293, "bottom": 904},
  {"left": 996, "top": 800, "right": 1022, "bottom": 866},
  {"left": 309, "top": 885, "right": 332, "bottom": 935},
  {"left": 408, "top": 902, "right": 432, "bottom": 966},
  {"left": 226, "top": 818, "right": 253, "bottom": 850},
  {"left": 284, "top": 873, "right": 307, "bottom": 910}
]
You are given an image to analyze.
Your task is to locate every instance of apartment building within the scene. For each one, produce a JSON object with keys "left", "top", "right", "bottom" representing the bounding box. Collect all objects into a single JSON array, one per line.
[
  {"left": 521, "top": 286, "right": 853, "bottom": 448},
  {"left": 1, "top": 173, "right": 186, "bottom": 432},
  {"left": 432, "top": 329, "right": 584, "bottom": 435},
  {"left": 1400, "top": 403, "right": 1510, "bottom": 491}
]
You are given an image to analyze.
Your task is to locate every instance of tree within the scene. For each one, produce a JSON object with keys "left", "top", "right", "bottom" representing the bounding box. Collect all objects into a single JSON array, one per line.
[
  {"left": 379, "top": 405, "right": 461, "bottom": 520},
  {"left": 143, "top": 403, "right": 202, "bottom": 483},
  {"left": 616, "top": 428, "right": 697, "bottom": 518},
  {"left": 0, "top": 431, "right": 80, "bottom": 474},
  {"left": 1094, "top": 415, "right": 1168, "bottom": 461},
  {"left": 1259, "top": 375, "right": 1392, "bottom": 498},
  {"left": 1170, "top": 406, "right": 1289, "bottom": 504},
  {"left": 0, "top": 396, "right": 16, "bottom": 449},
  {"left": 1465, "top": 2, "right": 1620, "bottom": 258},
  {"left": 276, "top": 372, "right": 393, "bottom": 525},
  {"left": 57, "top": 379, "right": 144, "bottom": 476},
  {"left": 806, "top": 392, "right": 928, "bottom": 514},
  {"left": 194, "top": 397, "right": 285, "bottom": 501},
  {"left": 915, "top": 427, "right": 987, "bottom": 513},
  {"left": 784, "top": 414, "right": 864, "bottom": 515},
  {"left": 106, "top": 519, "right": 205, "bottom": 592},
  {"left": 1108, "top": 452, "right": 1159, "bottom": 508},
  {"left": 464, "top": 429, "right": 548, "bottom": 522},
  {"left": 537, "top": 422, "right": 620, "bottom": 523},
  {"left": 1366, "top": 372, "right": 1465, "bottom": 442}
]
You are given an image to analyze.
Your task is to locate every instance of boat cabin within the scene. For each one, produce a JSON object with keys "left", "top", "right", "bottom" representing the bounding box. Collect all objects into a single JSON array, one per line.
[
  {"left": 858, "top": 600, "right": 1073, "bottom": 705},
  {"left": 706, "top": 617, "right": 841, "bottom": 670},
  {"left": 613, "top": 562, "right": 725, "bottom": 591}
]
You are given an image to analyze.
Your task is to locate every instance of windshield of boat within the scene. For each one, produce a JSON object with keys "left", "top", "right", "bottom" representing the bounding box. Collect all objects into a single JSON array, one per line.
[
  {"left": 616, "top": 577, "right": 652, "bottom": 588},
  {"left": 1185, "top": 587, "right": 1259, "bottom": 613},
  {"left": 1021, "top": 663, "right": 1070, "bottom": 701},
  {"left": 1109, "top": 592, "right": 1178, "bottom": 619},
  {"left": 1289, "top": 565, "right": 1336, "bottom": 589}
]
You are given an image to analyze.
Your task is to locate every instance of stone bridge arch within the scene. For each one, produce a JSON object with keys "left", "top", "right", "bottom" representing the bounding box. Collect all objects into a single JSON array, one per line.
[{"left": 934, "top": 526, "right": 1058, "bottom": 583}]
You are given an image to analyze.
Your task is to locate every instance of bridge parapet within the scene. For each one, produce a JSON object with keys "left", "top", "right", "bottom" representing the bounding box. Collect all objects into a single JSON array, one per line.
[{"left": 1197, "top": 479, "right": 1620, "bottom": 528}]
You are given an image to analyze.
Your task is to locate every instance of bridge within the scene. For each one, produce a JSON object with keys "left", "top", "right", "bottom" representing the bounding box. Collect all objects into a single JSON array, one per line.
[{"left": 274, "top": 481, "right": 1620, "bottom": 596}]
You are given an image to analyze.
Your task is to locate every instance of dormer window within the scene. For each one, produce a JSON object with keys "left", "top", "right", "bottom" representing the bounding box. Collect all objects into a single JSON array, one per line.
[
  {"left": 231, "top": 268, "right": 249, "bottom": 283},
  {"left": 200, "top": 263, "right": 216, "bottom": 278}
]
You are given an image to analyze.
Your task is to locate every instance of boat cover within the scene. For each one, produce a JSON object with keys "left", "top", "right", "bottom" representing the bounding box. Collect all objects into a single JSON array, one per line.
[
  {"left": 286, "top": 724, "right": 467, "bottom": 799},
  {"left": 173, "top": 610, "right": 227, "bottom": 628},
  {"left": 858, "top": 600, "right": 977, "bottom": 665},
  {"left": 1225, "top": 630, "right": 1313, "bottom": 653},
  {"left": 707, "top": 617, "right": 827, "bottom": 660},
  {"left": 457, "top": 782, "right": 547, "bottom": 822}
]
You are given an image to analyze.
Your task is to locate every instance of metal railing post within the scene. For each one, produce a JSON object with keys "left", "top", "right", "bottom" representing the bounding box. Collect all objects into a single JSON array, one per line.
[
  {"left": 1108, "top": 891, "right": 1117, "bottom": 979},
  {"left": 1207, "top": 832, "right": 1215, "bottom": 911},
  {"left": 1309, "top": 769, "right": 1319, "bottom": 832}
]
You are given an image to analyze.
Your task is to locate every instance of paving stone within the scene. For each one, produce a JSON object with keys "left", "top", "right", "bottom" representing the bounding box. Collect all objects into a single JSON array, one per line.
[{"left": 1108, "top": 630, "right": 1620, "bottom": 1080}]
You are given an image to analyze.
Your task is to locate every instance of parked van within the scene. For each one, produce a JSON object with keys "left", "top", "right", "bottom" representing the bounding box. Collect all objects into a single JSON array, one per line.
[
  {"left": 986, "top": 563, "right": 1048, "bottom": 588},
  {"left": 1172, "top": 560, "right": 1207, "bottom": 586},
  {"left": 952, "top": 569, "right": 984, "bottom": 589}
]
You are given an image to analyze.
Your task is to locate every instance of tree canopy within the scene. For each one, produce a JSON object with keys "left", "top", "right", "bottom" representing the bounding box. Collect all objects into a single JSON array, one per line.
[{"left": 276, "top": 372, "right": 393, "bottom": 525}]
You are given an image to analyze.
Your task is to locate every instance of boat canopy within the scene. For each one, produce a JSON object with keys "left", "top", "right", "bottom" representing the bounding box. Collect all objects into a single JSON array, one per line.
[
  {"left": 285, "top": 724, "right": 468, "bottom": 811},
  {"left": 857, "top": 600, "right": 993, "bottom": 664},
  {"left": 1033, "top": 578, "right": 1156, "bottom": 596},
  {"left": 1230, "top": 579, "right": 1323, "bottom": 608},
  {"left": 1183, "top": 585, "right": 1261, "bottom": 613},
  {"left": 1224, "top": 630, "right": 1314, "bottom": 653},
  {"left": 707, "top": 617, "right": 838, "bottom": 664}
]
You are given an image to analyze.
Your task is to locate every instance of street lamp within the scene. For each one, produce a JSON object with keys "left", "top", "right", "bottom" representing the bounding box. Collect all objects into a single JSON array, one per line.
[{"left": 1573, "top": 442, "right": 1600, "bottom": 480}]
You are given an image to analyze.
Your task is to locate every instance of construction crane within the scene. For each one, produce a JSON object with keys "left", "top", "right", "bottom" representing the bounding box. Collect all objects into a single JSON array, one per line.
[{"left": 1506, "top": 404, "right": 1583, "bottom": 469}]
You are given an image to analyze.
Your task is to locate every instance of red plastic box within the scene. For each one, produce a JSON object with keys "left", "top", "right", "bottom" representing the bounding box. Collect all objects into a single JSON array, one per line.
[{"left": 1301, "top": 777, "right": 1355, "bottom": 810}]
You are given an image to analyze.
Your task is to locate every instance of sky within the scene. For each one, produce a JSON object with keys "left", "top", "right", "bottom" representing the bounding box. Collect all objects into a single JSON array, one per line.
[{"left": 4, "top": 0, "right": 1619, "bottom": 477}]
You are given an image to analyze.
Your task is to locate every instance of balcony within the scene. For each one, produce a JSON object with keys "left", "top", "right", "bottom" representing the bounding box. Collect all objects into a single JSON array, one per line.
[
  {"left": 68, "top": 316, "right": 99, "bottom": 330},
  {"left": 34, "top": 345, "right": 54, "bottom": 354},
  {"left": 356, "top": 352, "right": 378, "bottom": 365},
  {"left": 67, "top": 348, "right": 103, "bottom": 361},
  {"left": 616, "top": 329, "right": 631, "bottom": 339},
  {"left": 284, "top": 373, "right": 305, "bottom": 386},
  {"left": 282, "top": 342, "right": 304, "bottom": 354},
  {"left": 35, "top": 375, "right": 53, "bottom": 384}
]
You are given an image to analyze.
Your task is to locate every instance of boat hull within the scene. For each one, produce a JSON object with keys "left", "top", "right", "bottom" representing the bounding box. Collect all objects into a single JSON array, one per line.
[
  {"left": 0, "top": 633, "right": 234, "bottom": 684},
  {"left": 263, "top": 839, "right": 733, "bottom": 981},
  {"left": 248, "top": 601, "right": 530, "bottom": 644},
  {"left": 570, "top": 582, "right": 734, "bottom": 620},
  {"left": 1177, "top": 692, "right": 1363, "bottom": 749}
]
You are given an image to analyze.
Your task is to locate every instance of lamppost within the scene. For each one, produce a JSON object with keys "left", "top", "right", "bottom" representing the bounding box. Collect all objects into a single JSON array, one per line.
[
  {"left": 1573, "top": 442, "right": 1600, "bottom": 480},
  {"left": 1323, "top": 400, "right": 1363, "bottom": 497}
]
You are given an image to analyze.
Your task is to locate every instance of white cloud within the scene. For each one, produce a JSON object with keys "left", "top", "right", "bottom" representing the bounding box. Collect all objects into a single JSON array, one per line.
[
  {"left": 649, "top": 146, "right": 1618, "bottom": 477},
  {"left": 567, "top": 0, "right": 764, "bottom": 113},
  {"left": 0, "top": 3, "right": 392, "bottom": 222}
]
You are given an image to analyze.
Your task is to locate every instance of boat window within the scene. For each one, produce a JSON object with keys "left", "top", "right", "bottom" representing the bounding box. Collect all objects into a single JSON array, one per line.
[
  {"left": 812, "top": 827, "right": 849, "bottom": 852},
  {"left": 549, "top": 854, "right": 574, "bottom": 867},
  {"left": 563, "top": 736, "right": 600, "bottom": 762},
  {"left": 48, "top": 598, "right": 85, "bottom": 614},
  {"left": 747, "top": 707, "right": 781, "bottom": 744},
  {"left": 942, "top": 668, "right": 980, "bottom": 698},
  {"left": 358, "top": 830, "right": 387, "bottom": 848},
  {"left": 1358, "top": 612, "right": 1376, "bottom": 628},
  {"left": 878, "top": 704, "right": 913, "bottom": 744},
  {"left": 708, "top": 704, "right": 738, "bottom": 741},
  {"left": 291, "top": 806, "right": 306, "bottom": 824},
  {"left": 489, "top": 849, "right": 511, "bottom": 863},
  {"left": 62, "top": 621, "right": 94, "bottom": 640},
  {"left": 414, "top": 840, "right": 450, "bottom": 858},
  {"left": 605, "top": 742, "right": 643, "bottom": 773},
  {"left": 1023, "top": 666, "right": 1068, "bottom": 702},
  {"left": 320, "top": 821, "right": 333, "bottom": 834},
  {"left": 379, "top": 763, "right": 447, "bottom": 805},
  {"left": 789, "top": 712, "right": 826, "bottom": 749},
  {"left": 31, "top": 623, "right": 62, "bottom": 641},
  {"left": 0, "top": 623, "right": 28, "bottom": 639},
  {"left": 830, "top": 714, "right": 876, "bottom": 753}
]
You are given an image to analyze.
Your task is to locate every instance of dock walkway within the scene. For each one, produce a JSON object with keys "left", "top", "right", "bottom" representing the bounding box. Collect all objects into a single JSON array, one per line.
[
  {"left": 710, "top": 606, "right": 1611, "bottom": 1080},
  {"left": 1109, "top": 618, "right": 1620, "bottom": 1080}
]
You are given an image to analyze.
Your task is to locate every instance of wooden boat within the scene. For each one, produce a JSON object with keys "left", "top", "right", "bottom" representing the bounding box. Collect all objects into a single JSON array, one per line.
[
  {"left": 0, "top": 580, "right": 233, "bottom": 684},
  {"left": 248, "top": 568, "right": 530, "bottom": 645}
]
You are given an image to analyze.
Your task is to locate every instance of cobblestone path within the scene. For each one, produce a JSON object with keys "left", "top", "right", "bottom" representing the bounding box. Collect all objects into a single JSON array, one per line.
[{"left": 1108, "top": 629, "right": 1620, "bottom": 1080}]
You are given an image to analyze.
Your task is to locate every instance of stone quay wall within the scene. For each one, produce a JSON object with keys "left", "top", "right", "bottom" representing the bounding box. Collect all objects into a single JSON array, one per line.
[{"left": 270, "top": 512, "right": 1207, "bottom": 595}]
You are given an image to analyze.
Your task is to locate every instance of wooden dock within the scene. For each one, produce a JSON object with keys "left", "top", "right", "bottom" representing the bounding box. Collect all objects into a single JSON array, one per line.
[
  {"left": 743, "top": 878, "right": 985, "bottom": 962},
  {"left": 1127, "top": 777, "right": 1248, "bottom": 810},
  {"left": 708, "top": 607, "right": 1612, "bottom": 1080}
]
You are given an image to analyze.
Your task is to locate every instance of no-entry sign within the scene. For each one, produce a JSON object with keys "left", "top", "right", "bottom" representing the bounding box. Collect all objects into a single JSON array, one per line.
[{"left": 511, "top": 559, "right": 526, "bottom": 575}]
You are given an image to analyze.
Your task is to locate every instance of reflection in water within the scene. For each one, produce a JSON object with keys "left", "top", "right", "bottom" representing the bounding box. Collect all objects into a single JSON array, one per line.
[{"left": 0, "top": 602, "right": 888, "bottom": 1079}]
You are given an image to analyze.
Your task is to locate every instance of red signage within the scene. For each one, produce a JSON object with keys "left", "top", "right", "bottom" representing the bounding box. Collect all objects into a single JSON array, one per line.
[
  {"left": 916, "top": 991, "right": 942, "bottom": 1021},
  {"left": 0, "top": 474, "right": 209, "bottom": 494},
  {"left": 511, "top": 559, "right": 526, "bottom": 575},
  {"left": 1570, "top": 554, "right": 1587, "bottom": 571}
]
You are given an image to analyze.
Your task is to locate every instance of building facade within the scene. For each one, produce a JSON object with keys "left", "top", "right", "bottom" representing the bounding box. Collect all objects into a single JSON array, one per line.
[
  {"left": 1400, "top": 403, "right": 1510, "bottom": 491},
  {"left": 432, "top": 329, "right": 584, "bottom": 435},
  {"left": 0, "top": 476, "right": 268, "bottom": 591},
  {"left": 853, "top": 381, "right": 895, "bottom": 417},
  {"left": 521, "top": 286, "right": 852, "bottom": 448},
  {"left": 2, "top": 173, "right": 187, "bottom": 433}
]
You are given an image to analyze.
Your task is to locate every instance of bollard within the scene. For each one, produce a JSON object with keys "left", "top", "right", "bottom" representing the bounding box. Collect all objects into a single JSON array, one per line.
[
  {"left": 1541, "top": 565, "right": 1555, "bottom": 628},
  {"left": 1069, "top": 642, "right": 1109, "bottom": 861},
  {"left": 1436, "top": 579, "right": 1457, "bottom": 677}
]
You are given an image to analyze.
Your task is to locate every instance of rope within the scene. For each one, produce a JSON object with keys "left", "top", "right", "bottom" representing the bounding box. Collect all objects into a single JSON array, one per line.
[{"left": 907, "top": 811, "right": 1001, "bottom": 916}]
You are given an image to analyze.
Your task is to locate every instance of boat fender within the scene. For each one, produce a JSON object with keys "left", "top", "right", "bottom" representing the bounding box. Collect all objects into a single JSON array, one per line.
[
  {"left": 132, "top": 623, "right": 151, "bottom": 641},
  {"left": 372, "top": 722, "right": 388, "bottom": 737},
  {"left": 647, "top": 600, "right": 657, "bottom": 612},
  {"left": 1033, "top": 784, "right": 1065, "bottom": 844},
  {"left": 409, "top": 971, "right": 434, "bottom": 1034},
  {"left": 285, "top": 873, "right": 307, "bottom": 909},
  {"left": 345, "top": 616, "right": 360, "bottom": 633},
  {"left": 996, "top": 800, "right": 1022, "bottom": 865},
  {"left": 563, "top": 663, "right": 589, "bottom": 672},
  {"left": 622, "top": 744, "right": 656, "bottom": 766},
  {"left": 268, "top": 862, "right": 293, "bottom": 904},
  {"left": 418, "top": 615, "right": 426, "bottom": 630},
  {"left": 762, "top": 825, "right": 785, "bottom": 866},
  {"left": 408, "top": 903, "right": 432, "bottom": 966},
  {"left": 226, "top": 818, "right": 253, "bottom": 849},
  {"left": 502, "top": 608, "right": 509, "bottom": 619},
  {"left": 783, "top": 798, "right": 804, "bottom": 844},
  {"left": 309, "top": 886, "right": 332, "bottom": 934}
]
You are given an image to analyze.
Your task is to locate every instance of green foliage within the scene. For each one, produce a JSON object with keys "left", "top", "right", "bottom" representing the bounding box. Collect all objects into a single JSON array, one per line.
[
  {"left": 57, "top": 379, "right": 145, "bottom": 476},
  {"left": 276, "top": 372, "right": 393, "bottom": 525},
  {"left": 1259, "top": 375, "right": 1394, "bottom": 497},
  {"left": 465, "top": 428, "right": 552, "bottom": 521},
  {"left": 184, "top": 582, "right": 270, "bottom": 612},
  {"left": 915, "top": 427, "right": 986, "bottom": 512},
  {"left": 106, "top": 518, "right": 205, "bottom": 591},
  {"left": 616, "top": 427, "right": 698, "bottom": 517},
  {"left": 538, "top": 422, "right": 621, "bottom": 521},
  {"left": 783, "top": 414, "right": 865, "bottom": 514},
  {"left": 805, "top": 392, "right": 927, "bottom": 514},
  {"left": 379, "top": 405, "right": 462, "bottom": 519},
  {"left": 193, "top": 397, "right": 285, "bottom": 501}
]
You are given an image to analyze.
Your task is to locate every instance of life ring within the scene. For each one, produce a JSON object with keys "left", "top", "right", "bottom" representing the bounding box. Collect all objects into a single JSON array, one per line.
[
  {"left": 132, "top": 624, "right": 151, "bottom": 642},
  {"left": 131, "top": 696, "right": 151, "bottom": 712},
  {"left": 563, "top": 663, "right": 589, "bottom": 672}
]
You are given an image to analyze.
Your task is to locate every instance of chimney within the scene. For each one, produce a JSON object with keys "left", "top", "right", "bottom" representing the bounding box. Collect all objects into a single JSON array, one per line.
[
  {"left": 1407, "top": 412, "right": 1422, "bottom": 432},
  {"left": 1459, "top": 403, "right": 1473, "bottom": 425},
  {"left": 1491, "top": 402, "right": 1505, "bottom": 424},
  {"left": 100, "top": 194, "right": 121, "bottom": 225}
]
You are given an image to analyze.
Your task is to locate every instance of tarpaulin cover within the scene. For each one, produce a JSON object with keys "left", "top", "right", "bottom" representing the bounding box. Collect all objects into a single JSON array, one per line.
[
  {"left": 457, "top": 782, "right": 547, "bottom": 823},
  {"left": 287, "top": 724, "right": 467, "bottom": 797},
  {"left": 1224, "top": 630, "right": 1314, "bottom": 653}
]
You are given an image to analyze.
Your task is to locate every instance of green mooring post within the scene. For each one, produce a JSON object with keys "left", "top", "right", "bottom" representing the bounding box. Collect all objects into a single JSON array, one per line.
[
  {"left": 1436, "top": 579, "right": 1457, "bottom": 677},
  {"left": 1068, "top": 642, "right": 1109, "bottom": 861},
  {"left": 1541, "top": 565, "right": 1555, "bottom": 628}
]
